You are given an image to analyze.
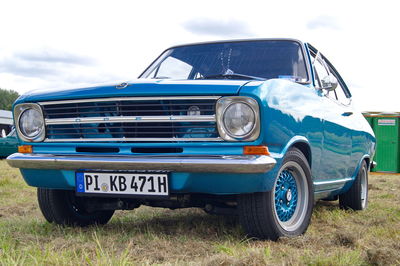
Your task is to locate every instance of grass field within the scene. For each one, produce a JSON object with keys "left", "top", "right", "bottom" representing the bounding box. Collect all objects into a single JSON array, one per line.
[{"left": 0, "top": 160, "right": 399, "bottom": 265}]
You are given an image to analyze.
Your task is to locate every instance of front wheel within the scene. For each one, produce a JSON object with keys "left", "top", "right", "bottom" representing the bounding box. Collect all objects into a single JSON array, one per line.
[
  {"left": 238, "top": 147, "right": 314, "bottom": 240},
  {"left": 37, "top": 188, "right": 114, "bottom": 227}
]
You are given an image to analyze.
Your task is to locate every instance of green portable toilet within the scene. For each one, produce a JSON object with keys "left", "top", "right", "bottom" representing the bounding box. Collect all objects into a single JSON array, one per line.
[
  {"left": 373, "top": 113, "right": 400, "bottom": 173},
  {"left": 365, "top": 116, "right": 374, "bottom": 128},
  {"left": 362, "top": 112, "right": 375, "bottom": 129}
]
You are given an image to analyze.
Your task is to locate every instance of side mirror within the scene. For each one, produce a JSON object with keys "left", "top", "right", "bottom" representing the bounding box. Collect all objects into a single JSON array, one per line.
[{"left": 321, "top": 75, "right": 338, "bottom": 91}]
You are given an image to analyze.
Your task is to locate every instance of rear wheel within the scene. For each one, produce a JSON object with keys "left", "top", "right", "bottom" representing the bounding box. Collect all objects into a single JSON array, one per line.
[
  {"left": 37, "top": 188, "right": 114, "bottom": 227},
  {"left": 238, "top": 147, "right": 314, "bottom": 240},
  {"left": 339, "top": 161, "right": 368, "bottom": 210}
]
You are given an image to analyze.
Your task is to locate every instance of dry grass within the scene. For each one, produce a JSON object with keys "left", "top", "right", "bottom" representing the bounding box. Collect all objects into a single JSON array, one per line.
[{"left": 0, "top": 160, "right": 399, "bottom": 265}]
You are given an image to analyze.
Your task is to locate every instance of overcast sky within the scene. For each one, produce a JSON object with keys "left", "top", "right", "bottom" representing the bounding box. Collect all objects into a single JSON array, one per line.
[{"left": 1, "top": 0, "right": 399, "bottom": 112}]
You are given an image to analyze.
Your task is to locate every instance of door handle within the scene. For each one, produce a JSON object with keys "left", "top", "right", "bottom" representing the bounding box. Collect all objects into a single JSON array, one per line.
[{"left": 342, "top": 112, "right": 353, "bottom": 116}]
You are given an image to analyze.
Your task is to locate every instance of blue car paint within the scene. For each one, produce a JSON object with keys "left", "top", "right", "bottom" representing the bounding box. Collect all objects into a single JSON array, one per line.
[
  {"left": 16, "top": 79, "right": 250, "bottom": 103},
  {"left": 238, "top": 77, "right": 375, "bottom": 195},
  {"left": 20, "top": 168, "right": 271, "bottom": 194},
  {"left": 12, "top": 44, "right": 375, "bottom": 198}
]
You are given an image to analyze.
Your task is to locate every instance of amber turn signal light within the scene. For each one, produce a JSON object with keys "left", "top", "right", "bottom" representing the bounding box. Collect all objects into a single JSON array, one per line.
[
  {"left": 243, "top": 145, "right": 270, "bottom": 155},
  {"left": 18, "top": 145, "right": 33, "bottom": 154}
]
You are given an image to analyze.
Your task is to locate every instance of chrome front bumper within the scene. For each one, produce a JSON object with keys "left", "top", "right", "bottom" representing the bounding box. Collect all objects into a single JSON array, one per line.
[{"left": 7, "top": 153, "right": 276, "bottom": 174}]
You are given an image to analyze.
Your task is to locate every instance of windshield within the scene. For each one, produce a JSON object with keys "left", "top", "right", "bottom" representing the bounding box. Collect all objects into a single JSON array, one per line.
[{"left": 140, "top": 40, "right": 309, "bottom": 82}]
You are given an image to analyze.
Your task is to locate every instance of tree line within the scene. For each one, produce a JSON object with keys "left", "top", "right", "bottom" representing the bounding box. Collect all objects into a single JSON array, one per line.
[{"left": 0, "top": 88, "right": 19, "bottom": 111}]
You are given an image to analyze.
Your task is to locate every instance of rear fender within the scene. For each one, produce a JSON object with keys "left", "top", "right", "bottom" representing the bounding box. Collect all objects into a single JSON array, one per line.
[{"left": 340, "top": 154, "right": 370, "bottom": 194}]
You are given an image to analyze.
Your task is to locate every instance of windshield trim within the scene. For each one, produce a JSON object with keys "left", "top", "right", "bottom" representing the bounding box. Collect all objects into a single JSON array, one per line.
[{"left": 139, "top": 38, "right": 311, "bottom": 84}]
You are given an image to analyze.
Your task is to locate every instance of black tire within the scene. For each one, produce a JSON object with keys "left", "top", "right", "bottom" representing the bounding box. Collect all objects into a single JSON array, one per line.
[
  {"left": 37, "top": 188, "right": 114, "bottom": 227},
  {"left": 339, "top": 161, "right": 368, "bottom": 210},
  {"left": 238, "top": 147, "right": 314, "bottom": 240}
]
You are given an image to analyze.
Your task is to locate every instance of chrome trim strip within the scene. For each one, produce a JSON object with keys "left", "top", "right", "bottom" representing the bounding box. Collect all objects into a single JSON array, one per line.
[
  {"left": 45, "top": 115, "right": 216, "bottom": 125},
  {"left": 313, "top": 177, "right": 352, "bottom": 187},
  {"left": 44, "top": 137, "right": 223, "bottom": 142},
  {"left": 39, "top": 96, "right": 221, "bottom": 105},
  {"left": 7, "top": 153, "right": 276, "bottom": 174}
]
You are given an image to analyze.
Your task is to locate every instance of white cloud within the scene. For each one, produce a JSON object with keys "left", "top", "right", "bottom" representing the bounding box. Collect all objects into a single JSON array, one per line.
[
  {"left": 307, "top": 16, "right": 341, "bottom": 30},
  {"left": 0, "top": 48, "right": 94, "bottom": 78},
  {"left": 15, "top": 49, "right": 95, "bottom": 65},
  {"left": 182, "top": 18, "right": 254, "bottom": 37}
]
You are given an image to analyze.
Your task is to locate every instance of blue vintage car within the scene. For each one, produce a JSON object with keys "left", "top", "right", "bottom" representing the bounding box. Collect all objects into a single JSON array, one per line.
[{"left": 7, "top": 39, "right": 375, "bottom": 240}]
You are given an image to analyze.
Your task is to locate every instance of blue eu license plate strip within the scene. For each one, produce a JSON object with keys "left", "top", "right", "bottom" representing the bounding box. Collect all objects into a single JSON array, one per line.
[{"left": 76, "top": 171, "right": 169, "bottom": 196}]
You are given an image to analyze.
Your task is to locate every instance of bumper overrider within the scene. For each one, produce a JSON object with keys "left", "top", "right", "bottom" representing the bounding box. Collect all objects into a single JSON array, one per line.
[{"left": 7, "top": 153, "right": 276, "bottom": 174}]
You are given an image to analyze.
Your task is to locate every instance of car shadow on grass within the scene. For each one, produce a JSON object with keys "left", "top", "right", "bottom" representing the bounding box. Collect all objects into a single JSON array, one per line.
[
  {"left": 314, "top": 200, "right": 340, "bottom": 211},
  {"left": 100, "top": 200, "right": 343, "bottom": 241},
  {"left": 105, "top": 208, "right": 243, "bottom": 241},
  {"left": 30, "top": 200, "right": 346, "bottom": 242}
]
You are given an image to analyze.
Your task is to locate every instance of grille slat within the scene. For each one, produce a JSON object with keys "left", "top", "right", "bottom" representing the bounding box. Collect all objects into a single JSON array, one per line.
[
  {"left": 47, "top": 131, "right": 218, "bottom": 136},
  {"left": 44, "top": 108, "right": 215, "bottom": 117},
  {"left": 44, "top": 102, "right": 216, "bottom": 110},
  {"left": 47, "top": 125, "right": 216, "bottom": 130},
  {"left": 41, "top": 97, "right": 221, "bottom": 142}
]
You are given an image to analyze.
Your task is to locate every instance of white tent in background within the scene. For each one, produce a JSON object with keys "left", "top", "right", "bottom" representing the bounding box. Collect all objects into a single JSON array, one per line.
[{"left": 0, "top": 110, "right": 13, "bottom": 137}]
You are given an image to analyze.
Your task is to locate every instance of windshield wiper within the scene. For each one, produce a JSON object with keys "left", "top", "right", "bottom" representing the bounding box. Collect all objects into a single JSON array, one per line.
[{"left": 198, "top": 73, "right": 266, "bottom": 81}]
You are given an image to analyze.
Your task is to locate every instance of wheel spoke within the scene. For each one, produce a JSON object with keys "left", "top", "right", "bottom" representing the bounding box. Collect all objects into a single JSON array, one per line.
[{"left": 275, "top": 170, "right": 298, "bottom": 222}]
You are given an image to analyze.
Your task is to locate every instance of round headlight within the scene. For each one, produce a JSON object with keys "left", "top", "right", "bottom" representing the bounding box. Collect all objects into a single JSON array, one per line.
[
  {"left": 19, "top": 108, "right": 44, "bottom": 138},
  {"left": 223, "top": 102, "right": 255, "bottom": 137}
]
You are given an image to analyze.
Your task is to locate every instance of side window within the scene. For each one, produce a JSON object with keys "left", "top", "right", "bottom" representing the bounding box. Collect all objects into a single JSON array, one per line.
[
  {"left": 310, "top": 51, "right": 350, "bottom": 105},
  {"left": 313, "top": 56, "right": 329, "bottom": 88},
  {"left": 330, "top": 72, "right": 350, "bottom": 105}
]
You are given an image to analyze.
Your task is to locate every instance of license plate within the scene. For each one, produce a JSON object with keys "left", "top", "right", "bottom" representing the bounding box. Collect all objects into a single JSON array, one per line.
[{"left": 76, "top": 172, "right": 169, "bottom": 196}]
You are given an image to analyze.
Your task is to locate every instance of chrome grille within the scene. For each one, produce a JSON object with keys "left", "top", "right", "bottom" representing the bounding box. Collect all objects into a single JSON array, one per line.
[{"left": 40, "top": 96, "right": 222, "bottom": 142}]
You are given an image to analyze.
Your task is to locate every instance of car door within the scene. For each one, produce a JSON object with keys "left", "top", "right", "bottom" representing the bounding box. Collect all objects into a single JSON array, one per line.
[
  {"left": 309, "top": 47, "right": 354, "bottom": 189},
  {"left": 322, "top": 57, "right": 361, "bottom": 178}
]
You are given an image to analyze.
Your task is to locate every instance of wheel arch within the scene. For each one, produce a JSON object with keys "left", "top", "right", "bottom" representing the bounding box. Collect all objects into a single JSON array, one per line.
[
  {"left": 363, "top": 156, "right": 371, "bottom": 170},
  {"left": 291, "top": 141, "right": 312, "bottom": 169},
  {"left": 341, "top": 155, "right": 370, "bottom": 194},
  {"left": 355, "top": 154, "right": 371, "bottom": 177},
  {"left": 279, "top": 136, "right": 312, "bottom": 169}
]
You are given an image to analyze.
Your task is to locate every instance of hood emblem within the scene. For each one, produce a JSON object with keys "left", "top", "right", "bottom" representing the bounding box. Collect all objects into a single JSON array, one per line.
[{"left": 116, "top": 82, "right": 129, "bottom": 89}]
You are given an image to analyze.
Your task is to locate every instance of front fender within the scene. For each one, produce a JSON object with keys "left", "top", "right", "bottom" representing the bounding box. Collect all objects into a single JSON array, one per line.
[{"left": 240, "top": 79, "right": 323, "bottom": 181}]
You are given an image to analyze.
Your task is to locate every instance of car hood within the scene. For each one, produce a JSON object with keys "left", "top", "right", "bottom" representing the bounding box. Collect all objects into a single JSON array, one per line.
[{"left": 16, "top": 79, "right": 252, "bottom": 103}]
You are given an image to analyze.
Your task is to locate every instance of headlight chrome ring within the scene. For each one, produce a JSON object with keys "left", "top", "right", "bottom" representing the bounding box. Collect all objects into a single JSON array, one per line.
[
  {"left": 216, "top": 97, "right": 260, "bottom": 141},
  {"left": 14, "top": 103, "right": 45, "bottom": 142}
]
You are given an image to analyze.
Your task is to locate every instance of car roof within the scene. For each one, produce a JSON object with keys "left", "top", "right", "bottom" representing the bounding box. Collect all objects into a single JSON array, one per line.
[{"left": 167, "top": 38, "right": 305, "bottom": 49}]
